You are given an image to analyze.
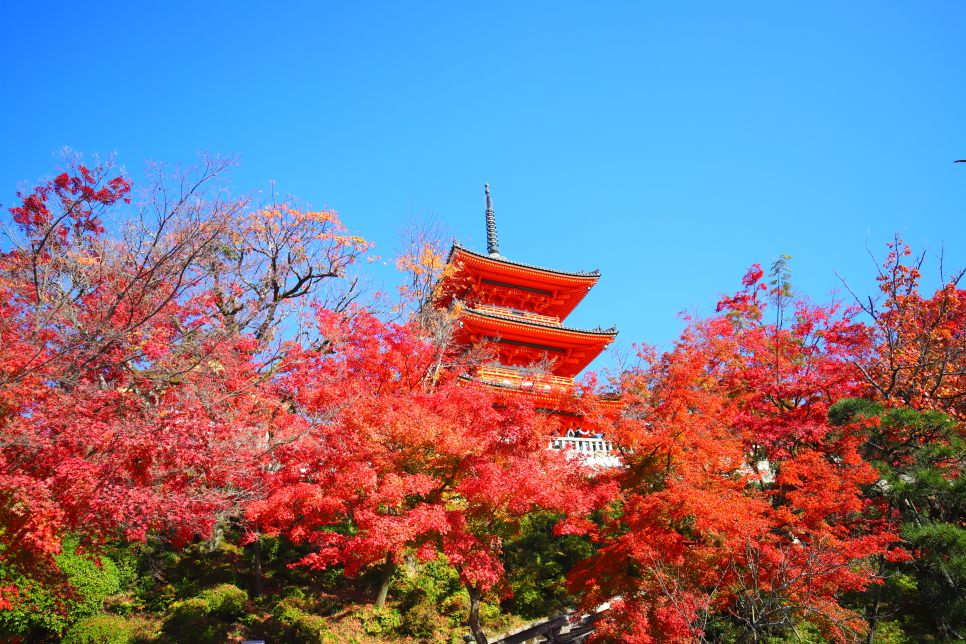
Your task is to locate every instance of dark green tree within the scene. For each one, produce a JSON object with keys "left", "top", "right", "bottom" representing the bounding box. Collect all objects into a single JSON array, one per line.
[
  {"left": 829, "top": 399, "right": 966, "bottom": 641},
  {"left": 500, "top": 511, "right": 594, "bottom": 619}
]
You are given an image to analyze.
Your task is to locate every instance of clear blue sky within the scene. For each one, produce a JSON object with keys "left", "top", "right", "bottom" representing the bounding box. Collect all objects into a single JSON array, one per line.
[{"left": 3, "top": 2, "right": 965, "bottom": 368}]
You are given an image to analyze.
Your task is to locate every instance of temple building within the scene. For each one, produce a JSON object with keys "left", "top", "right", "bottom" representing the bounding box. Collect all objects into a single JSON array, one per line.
[{"left": 435, "top": 185, "right": 621, "bottom": 463}]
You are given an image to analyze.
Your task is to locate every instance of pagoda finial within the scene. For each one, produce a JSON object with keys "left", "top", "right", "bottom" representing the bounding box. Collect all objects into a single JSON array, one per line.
[{"left": 484, "top": 183, "right": 500, "bottom": 257}]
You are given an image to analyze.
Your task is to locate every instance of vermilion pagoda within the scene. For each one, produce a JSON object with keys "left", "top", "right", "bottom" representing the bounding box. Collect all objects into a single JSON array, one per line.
[{"left": 436, "top": 185, "right": 620, "bottom": 449}]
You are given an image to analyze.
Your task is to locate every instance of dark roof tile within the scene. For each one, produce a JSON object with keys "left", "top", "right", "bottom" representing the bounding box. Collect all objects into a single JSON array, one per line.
[
  {"left": 464, "top": 306, "right": 618, "bottom": 336},
  {"left": 448, "top": 243, "right": 601, "bottom": 278}
]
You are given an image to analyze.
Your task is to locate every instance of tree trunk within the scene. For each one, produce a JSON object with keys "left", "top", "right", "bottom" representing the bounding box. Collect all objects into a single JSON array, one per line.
[
  {"left": 467, "top": 583, "right": 488, "bottom": 644},
  {"left": 374, "top": 555, "right": 396, "bottom": 609},
  {"left": 252, "top": 534, "right": 264, "bottom": 599},
  {"left": 204, "top": 519, "right": 224, "bottom": 554}
]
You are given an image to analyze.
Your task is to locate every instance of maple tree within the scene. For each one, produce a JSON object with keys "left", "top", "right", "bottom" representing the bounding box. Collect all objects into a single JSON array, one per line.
[
  {"left": 834, "top": 241, "right": 966, "bottom": 641},
  {"left": 838, "top": 235, "right": 966, "bottom": 416},
  {"left": 246, "top": 310, "right": 608, "bottom": 644},
  {"left": 392, "top": 213, "right": 452, "bottom": 323},
  {"left": 5, "top": 151, "right": 966, "bottom": 644},
  {"left": 563, "top": 248, "right": 966, "bottom": 644},
  {"left": 569, "top": 265, "right": 896, "bottom": 644},
  {"left": 0, "top": 152, "right": 370, "bottom": 611}
]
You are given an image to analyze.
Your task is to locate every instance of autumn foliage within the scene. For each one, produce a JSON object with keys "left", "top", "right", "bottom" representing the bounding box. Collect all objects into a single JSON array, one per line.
[
  {"left": 0, "top": 153, "right": 370, "bottom": 600},
  {"left": 2, "top": 156, "right": 966, "bottom": 643},
  {"left": 567, "top": 249, "right": 966, "bottom": 643},
  {"left": 570, "top": 296, "right": 891, "bottom": 643}
]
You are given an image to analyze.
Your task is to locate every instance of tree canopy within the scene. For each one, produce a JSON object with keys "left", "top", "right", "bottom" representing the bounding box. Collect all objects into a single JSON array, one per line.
[{"left": 2, "top": 155, "right": 966, "bottom": 644}]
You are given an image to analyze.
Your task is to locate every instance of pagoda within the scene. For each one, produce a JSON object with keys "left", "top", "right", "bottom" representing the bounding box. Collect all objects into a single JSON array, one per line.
[{"left": 436, "top": 186, "right": 619, "bottom": 451}]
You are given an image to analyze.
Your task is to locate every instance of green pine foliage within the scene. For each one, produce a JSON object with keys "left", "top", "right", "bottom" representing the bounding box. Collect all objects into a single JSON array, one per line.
[{"left": 829, "top": 399, "right": 966, "bottom": 641}]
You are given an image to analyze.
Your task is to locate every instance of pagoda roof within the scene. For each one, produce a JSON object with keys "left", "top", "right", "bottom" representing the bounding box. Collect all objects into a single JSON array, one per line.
[
  {"left": 439, "top": 244, "right": 602, "bottom": 320},
  {"left": 446, "top": 243, "right": 601, "bottom": 279},
  {"left": 458, "top": 307, "right": 617, "bottom": 377},
  {"left": 463, "top": 307, "right": 618, "bottom": 337},
  {"left": 457, "top": 373, "right": 625, "bottom": 418}
]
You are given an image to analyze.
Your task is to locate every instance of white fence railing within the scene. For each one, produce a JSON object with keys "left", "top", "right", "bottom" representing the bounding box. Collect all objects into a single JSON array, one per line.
[
  {"left": 550, "top": 435, "right": 614, "bottom": 454},
  {"left": 551, "top": 432, "right": 621, "bottom": 468}
]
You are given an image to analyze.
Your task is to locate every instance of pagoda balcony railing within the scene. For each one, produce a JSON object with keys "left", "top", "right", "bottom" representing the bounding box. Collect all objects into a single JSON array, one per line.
[
  {"left": 551, "top": 435, "right": 615, "bottom": 454},
  {"left": 474, "top": 304, "right": 562, "bottom": 326},
  {"left": 551, "top": 433, "right": 622, "bottom": 468},
  {"left": 477, "top": 365, "right": 574, "bottom": 392}
]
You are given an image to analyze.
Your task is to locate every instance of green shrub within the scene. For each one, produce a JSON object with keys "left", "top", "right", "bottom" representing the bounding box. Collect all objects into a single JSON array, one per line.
[
  {"left": 0, "top": 537, "right": 122, "bottom": 636},
  {"left": 58, "top": 543, "right": 123, "bottom": 622},
  {"left": 198, "top": 583, "right": 247, "bottom": 619},
  {"left": 161, "top": 613, "right": 225, "bottom": 644},
  {"left": 396, "top": 558, "right": 464, "bottom": 607},
  {"left": 161, "top": 583, "right": 246, "bottom": 639},
  {"left": 176, "top": 617, "right": 225, "bottom": 644},
  {"left": 61, "top": 615, "right": 133, "bottom": 644},
  {"left": 400, "top": 601, "right": 449, "bottom": 639},
  {"left": 354, "top": 605, "right": 401, "bottom": 635},
  {"left": 164, "top": 596, "right": 210, "bottom": 626},
  {"left": 392, "top": 557, "right": 477, "bottom": 638},
  {"left": 269, "top": 598, "right": 332, "bottom": 644},
  {"left": 291, "top": 612, "right": 330, "bottom": 644},
  {"left": 273, "top": 596, "right": 311, "bottom": 625},
  {"left": 102, "top": 593, "right": 138, "bottom": 617},
  {"left": 478, "top": 599, "right": 504, "bottom": 627},
  {"left": 161, "top": 594, "right": 230, "bottom": 644}
]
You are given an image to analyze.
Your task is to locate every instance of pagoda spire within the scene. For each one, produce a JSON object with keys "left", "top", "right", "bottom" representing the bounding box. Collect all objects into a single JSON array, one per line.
[{"left": 484, "top": 183, "right": 500, "bottom": 257}]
